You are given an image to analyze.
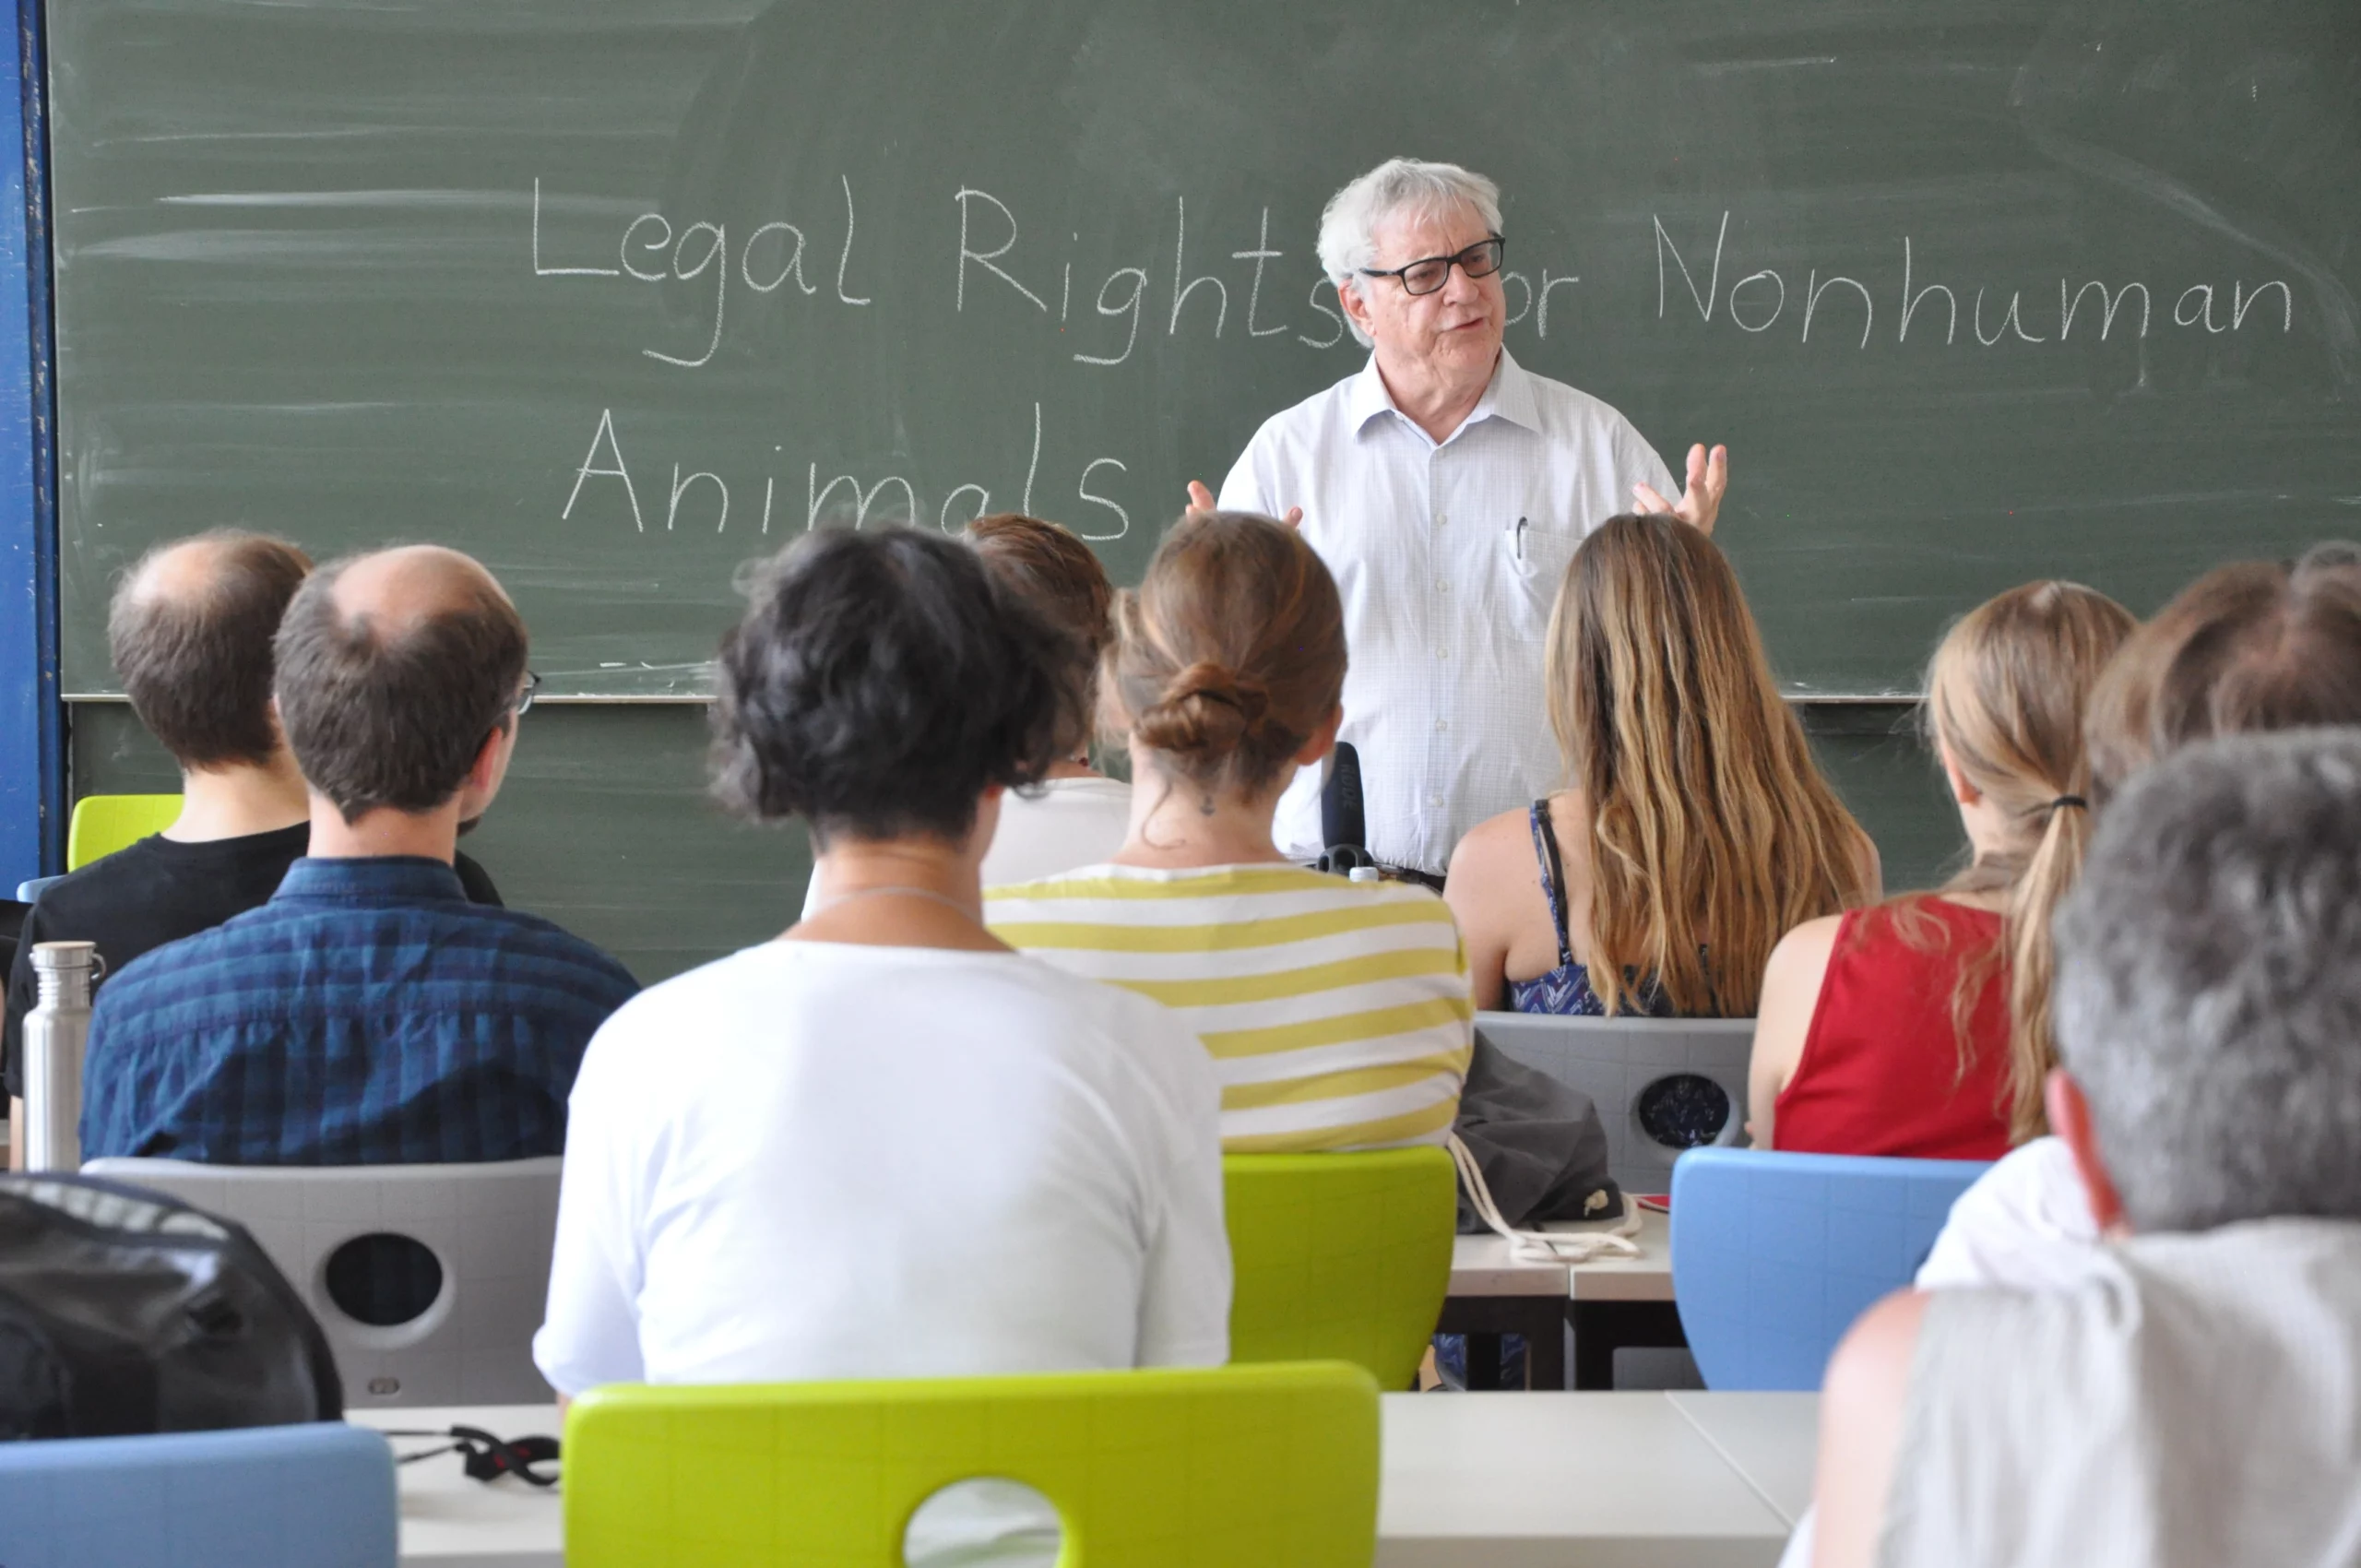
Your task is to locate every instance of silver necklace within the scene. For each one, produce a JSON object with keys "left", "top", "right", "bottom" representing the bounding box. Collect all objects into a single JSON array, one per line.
[{"left": 813, "top": 884, "right": 986, "bottom": 925}]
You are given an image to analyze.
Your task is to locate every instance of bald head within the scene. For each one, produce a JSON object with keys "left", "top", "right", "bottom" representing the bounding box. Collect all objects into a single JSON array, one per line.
[
  {"left": 108, "top": 529, "right": 312, "bottom": 769},
  {"left": 327, "top": 543, "right": 512, "bottom": 630},
  {"left": 273, "top": 545, "right": 528, "bottom": 821}
]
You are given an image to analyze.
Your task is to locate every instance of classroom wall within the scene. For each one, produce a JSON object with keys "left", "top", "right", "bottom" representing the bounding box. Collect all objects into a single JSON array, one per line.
[{"left": 66, "top": 700, "right": 1953, "bottom": 986}]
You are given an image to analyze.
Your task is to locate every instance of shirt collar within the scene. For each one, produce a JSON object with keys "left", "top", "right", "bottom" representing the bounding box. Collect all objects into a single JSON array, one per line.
[
  {"left": 1348, "top": 346, "right": 1540, "bottom": 441},
  {"left": 274, "top": 855, "right": 471, "bottom": 905}
]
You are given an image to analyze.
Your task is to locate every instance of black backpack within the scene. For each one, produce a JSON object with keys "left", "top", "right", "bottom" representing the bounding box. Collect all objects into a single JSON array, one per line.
[{"left": 0, "top": 1174, "right": 341, "bottom": 1439}]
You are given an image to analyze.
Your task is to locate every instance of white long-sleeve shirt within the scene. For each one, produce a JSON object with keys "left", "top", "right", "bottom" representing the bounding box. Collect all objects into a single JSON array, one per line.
[{"left": 1217, "top": 349, "right": 1676, "bottom": 873}]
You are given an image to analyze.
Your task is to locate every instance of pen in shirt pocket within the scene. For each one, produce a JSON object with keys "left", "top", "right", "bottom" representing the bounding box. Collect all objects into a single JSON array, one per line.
[{"left": 1513, "top": 516, "right": 1528, "bottom": 563}]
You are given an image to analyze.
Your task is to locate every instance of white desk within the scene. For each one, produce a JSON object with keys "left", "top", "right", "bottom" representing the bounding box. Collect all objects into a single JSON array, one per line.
[
  {"left": 359, "top": 1406, "right": 564, "bottom": 1568},
  {"left": 1445, "top": 1209, "right": 1682, "bottom": 1388},
  {"left": 1380, "top": 1393, "right": 1795, "bottom": 1567},
  {"left": 359, "top": 1391, "right": 1811, "bottom": 1568},
  {"left": 1667, "top": 1391, "right": 1821, "bottom": 1527},
  {"left": 1448, "top": 1207, "right": 1676, "bottom": 1301}
]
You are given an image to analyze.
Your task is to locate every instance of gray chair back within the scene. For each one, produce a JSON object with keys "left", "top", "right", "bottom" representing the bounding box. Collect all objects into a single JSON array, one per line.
[
  {"left": 1473, "top": 1011, "right": 1754, "bottom": 1195},
  {"left": 80, "top": 1156, "right": 560, "bottom": 1407}
]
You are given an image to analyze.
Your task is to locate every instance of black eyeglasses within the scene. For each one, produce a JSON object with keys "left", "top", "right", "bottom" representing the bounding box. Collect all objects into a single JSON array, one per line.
[
  {"left": 515, "top": 671, "right": 542, "bottom": 716},
  {"left": 1358, "top": 235, "right": 1505, "bottom": 297}
]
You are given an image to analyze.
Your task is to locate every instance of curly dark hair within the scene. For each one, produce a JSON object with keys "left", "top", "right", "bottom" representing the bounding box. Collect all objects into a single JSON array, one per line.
[{"left": 710, "top": 527, "right": 1084, "bottom": 846}]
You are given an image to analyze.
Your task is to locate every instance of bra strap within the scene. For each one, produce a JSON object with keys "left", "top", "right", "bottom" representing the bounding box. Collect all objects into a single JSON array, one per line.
[{"left": 1526, "top": 800, "right": 1578, "bottom": 969}]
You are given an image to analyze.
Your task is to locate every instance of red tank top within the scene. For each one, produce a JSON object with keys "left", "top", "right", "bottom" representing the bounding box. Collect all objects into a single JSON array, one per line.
[{"left": 1774, "top": 898, "right": 2013, "bottom": 1160}]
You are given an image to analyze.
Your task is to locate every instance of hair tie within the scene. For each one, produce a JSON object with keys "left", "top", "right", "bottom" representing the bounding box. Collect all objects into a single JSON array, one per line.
[
  {"left": 1179, "top": 681, "right": 1269, "bottom": 724},
  {"left": 2049, "top": 795, "right": 2088, "bottom": 812}
]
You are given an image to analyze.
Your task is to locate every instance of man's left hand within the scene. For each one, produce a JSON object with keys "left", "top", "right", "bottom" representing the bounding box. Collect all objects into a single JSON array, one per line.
[{"left": 1633, "top": 443, "right": 1729, "bottom": 537}]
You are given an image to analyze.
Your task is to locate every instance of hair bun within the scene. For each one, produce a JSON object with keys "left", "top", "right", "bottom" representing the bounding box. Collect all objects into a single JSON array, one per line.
[{"left": 1133, "top": 660, "right": 1271, "bottom": 757}]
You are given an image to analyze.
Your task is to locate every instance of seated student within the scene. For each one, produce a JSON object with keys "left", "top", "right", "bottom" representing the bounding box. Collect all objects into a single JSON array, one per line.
[
  {"left": 1749, "top": 581, "right": 2134, "bottom": 1158},
  {"left": 800, "top": 513, "right": 1128, "bottom": 914},
  {"left": 1813, "top": 731, "right": 2361, "bottom": 1568},
  {"left": 1918, "top": 547, "right": 2361, "bottom": 1289},
  {"left": 1444, "top": 512, "right": 1877, "bottom": 1016},
  {"left": 4, "top": 530, "right": 504, "bottom": 1158},
  {"left": 988, "top": 510, "right": 1472, "bottom": 1153},
  {"left": 80, "top": 545, "right": 635, "bottom": 1164},
  {"left": 535, "top": 529, "right": 1224, "bottom": 1443},
  {"left": 966, "top": 514, "right": 1132, "bottom": 883}
]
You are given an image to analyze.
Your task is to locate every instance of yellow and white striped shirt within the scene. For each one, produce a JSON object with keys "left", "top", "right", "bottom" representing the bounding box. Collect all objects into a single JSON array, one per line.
[{"left": 985, "top": 864, "right": 1473, "bottom": 1154}]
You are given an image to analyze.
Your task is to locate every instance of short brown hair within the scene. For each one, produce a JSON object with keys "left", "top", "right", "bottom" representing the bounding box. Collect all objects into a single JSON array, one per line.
[
  {"left": 2086, "top": 550, "right": 2361, "bottom": 808},
  {"left": 272, "top": 553, "right": 528, "bottom": 821},
  {"left": 1105, "top": 512, "right": 1345, "bottom": 796},
  {"left": 966, "top": 513, "right": 1113, "bottom": 757},
  {"left": 108, "top": 530, "right": 312, "bottom": 769}
]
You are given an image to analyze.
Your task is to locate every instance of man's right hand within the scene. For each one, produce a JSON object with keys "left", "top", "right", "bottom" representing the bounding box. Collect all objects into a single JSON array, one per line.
[{"left": 1185, "top": 481, "right": 1300, "bottom": 528}]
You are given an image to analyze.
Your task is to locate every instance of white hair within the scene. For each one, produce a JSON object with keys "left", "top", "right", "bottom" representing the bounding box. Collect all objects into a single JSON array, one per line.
[
  {"left": 1316, "top": 159, "right": 1504, "bottom": 347},
  {"left": 2056, "top": 729, "right": 2361, "bottom": 1231}
]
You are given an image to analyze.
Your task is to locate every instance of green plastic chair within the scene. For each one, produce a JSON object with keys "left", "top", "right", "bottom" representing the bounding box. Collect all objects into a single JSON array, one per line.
[
  {"left": 1223, "top": 1147, "right": 1457, "bottom": 1391},
  {"left": 65, "top": 794, "right": 183, "bottom": 871},
  {"left": 564, "top": 1360, "right": 1380, "bottom": 1568}
]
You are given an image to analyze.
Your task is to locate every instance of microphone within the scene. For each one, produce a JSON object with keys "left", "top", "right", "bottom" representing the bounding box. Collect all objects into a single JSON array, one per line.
[{"left": 1318, "top": 742, "right": 1370, "bottom": 876}]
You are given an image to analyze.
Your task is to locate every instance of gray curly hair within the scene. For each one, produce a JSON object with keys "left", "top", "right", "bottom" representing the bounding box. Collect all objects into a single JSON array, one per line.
[{"left": 2056, "top": 727, "right": 2361, "bottom": 1232}]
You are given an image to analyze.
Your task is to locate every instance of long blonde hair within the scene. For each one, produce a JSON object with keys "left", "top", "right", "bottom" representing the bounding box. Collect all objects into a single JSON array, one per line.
[
  {"left": 1906, "top": 580, "right": 2137, "bottom": 1143},
  {"left": 1547, "top": 513, "right": 1873, "bottom": 1016}
]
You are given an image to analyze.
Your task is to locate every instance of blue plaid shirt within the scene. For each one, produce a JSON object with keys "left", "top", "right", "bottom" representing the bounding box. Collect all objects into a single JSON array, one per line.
[{"left": 81, "top": 856, "right": 640, "bottom": 1165}]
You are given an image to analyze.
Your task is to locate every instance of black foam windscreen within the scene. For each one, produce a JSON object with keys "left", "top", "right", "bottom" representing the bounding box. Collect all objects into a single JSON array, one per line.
[{"left": 1322, "top": 741, "right": 1364, "bottom": 853}]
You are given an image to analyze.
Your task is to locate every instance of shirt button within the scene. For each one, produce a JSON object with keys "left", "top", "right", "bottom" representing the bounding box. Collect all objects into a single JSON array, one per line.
[
  {"left": 1436, "top": 647, "right": 1450, "bottom": 659},
  {"left": 1430, "top": 791, "right": 1444, "bottom": 807},
  {"left": 1435, "top": 512, "right": 1448, "bottom": 528},
  {"left": 1437, "top": 577, "right": 1451, "bottom": 592},
  {"left": 1435, "top": 719, "right": 1449, "bottom": 733}
]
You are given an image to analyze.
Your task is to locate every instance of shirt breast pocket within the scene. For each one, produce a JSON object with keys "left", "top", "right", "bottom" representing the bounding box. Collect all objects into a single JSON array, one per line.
[{"left": 1498, "top": 519, "right": 1578, "bottom": 636}]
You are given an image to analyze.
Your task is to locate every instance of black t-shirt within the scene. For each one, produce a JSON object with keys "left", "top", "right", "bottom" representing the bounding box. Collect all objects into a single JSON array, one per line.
[{"left": 3, "top": 827, "right": 503, "bottom": 1098}]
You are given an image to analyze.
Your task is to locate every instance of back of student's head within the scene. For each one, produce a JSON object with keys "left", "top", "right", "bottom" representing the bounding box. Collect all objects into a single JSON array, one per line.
[
  {"left": 712, "top": 526, "right": 1080, "bottom": 845},
  {"left": 1918, "top": 579, "right": 2138, "bottom": 1142},
  {"left": 966, "top": 513, "right": 1114, "bottom": 760},
  {"left": 2085, "top": 548, "right": 2361, "bottom": 808},
  {"left": 273, "top": 545, "right": 528, "bottom": 822},
  {"left": 1547, "top": 512, "right": 1871, "bottom": 1015},
  {"left": 2057, "top": 729, "right": 2361, "bottom": 1231},
  {"left": 108, "top": 530, "right": 312, "bottom": 770},
  {"left": 1105, "top": 511, "right": 1345, "bottom": 797}
]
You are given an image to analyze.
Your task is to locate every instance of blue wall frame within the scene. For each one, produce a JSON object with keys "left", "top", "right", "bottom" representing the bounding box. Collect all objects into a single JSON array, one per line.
[{"left": 0, "top": 0, "right": 55, "bottom": 891}]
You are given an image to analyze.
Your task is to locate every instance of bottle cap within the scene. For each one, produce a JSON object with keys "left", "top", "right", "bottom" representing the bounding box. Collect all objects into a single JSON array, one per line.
[{"left": 1347, "top": 865, "right": 1382, "bottom": 884}]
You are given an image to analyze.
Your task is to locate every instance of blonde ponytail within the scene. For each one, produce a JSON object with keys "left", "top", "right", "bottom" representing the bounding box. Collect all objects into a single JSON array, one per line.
[
  {"left": 1911, "top": 581, "right": 2135, "bottom": 1144},
  {"left": 2000, "top": 793, "right": 2093, "bottom": 1141}
]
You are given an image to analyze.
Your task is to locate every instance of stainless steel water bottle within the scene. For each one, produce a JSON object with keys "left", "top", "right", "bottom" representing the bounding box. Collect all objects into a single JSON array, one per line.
[{"left": 23, "top": 941, "right": 100, "bottom": 1171}]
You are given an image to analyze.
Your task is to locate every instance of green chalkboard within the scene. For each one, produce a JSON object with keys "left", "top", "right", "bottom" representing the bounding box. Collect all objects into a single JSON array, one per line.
[{"left": 46, "top": 0, "right": 2361, "bottom": 698}]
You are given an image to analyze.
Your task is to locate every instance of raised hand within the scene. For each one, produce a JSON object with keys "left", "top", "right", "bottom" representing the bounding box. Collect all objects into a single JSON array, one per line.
[
  {"left": 1632, "top": 443, "right": 1729, "bottom": 537},
  {"left": 1184, "top": 480, "right": 1301, "bottom": 528}
]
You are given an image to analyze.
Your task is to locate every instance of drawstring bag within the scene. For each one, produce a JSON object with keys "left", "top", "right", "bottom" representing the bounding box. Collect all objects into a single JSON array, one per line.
[
  {"left": 1449, "top": 1035, "right": 1639, "bottom": 1264},
  {"left": 0, "top": 1174, "right": 341, "bottom": 1439}
]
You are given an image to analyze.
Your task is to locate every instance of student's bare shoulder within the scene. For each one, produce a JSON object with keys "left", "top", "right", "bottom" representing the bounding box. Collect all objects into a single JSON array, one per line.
[
  {"left": 1767, "top": 910, "right": 1847, "bottom": 971},
  {"left": 1448, "top": 805, "right": 1535, "bottom": 876}
]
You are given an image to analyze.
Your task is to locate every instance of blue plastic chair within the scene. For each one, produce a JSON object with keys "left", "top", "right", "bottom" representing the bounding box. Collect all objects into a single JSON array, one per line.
[
  {"left": 1669, "top": 1147, "right": 1993, "bottom": 1391},
  {"left": 0, "top": 1421, "right": 397, "bottom": 1568},
  {"left": 14, "top": 874, "right": 61, "bottom": 904}
]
